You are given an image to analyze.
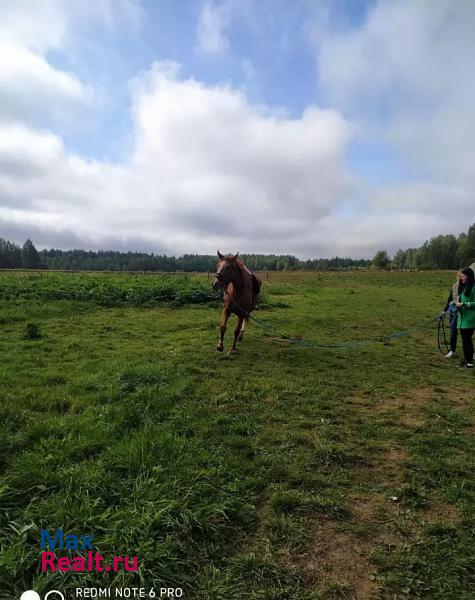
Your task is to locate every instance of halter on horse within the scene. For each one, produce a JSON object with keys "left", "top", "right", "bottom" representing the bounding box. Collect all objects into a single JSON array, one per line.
[{"left": 212, "top": 251, "right": 261, "bottom": 353}]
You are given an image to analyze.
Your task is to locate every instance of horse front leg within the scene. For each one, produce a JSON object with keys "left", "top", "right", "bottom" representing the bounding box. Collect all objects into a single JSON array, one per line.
[
  {"left": 230, "top": 316, "right": 245, "bottom": 353},
  {"left": 217, "top": 308, "right": 230, "bottom": 352}
]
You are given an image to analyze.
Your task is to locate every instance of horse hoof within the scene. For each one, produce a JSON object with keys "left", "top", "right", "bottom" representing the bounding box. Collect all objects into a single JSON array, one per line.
[
  {"left": 217, "top": 346, "right": 224, "bottom": 352},
  {"left": 228, "top": 348, "right": 236, "bottom": 355}
]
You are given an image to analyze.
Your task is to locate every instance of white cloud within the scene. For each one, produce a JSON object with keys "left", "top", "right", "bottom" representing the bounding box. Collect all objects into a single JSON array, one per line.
[
  {"left": 0, "top": 123, "right": 126, "bottom": 217},
  {"left": 2, "top": 0, "right": 474, "bottom": 258},
  {"left": 0, "top": 0, "right": 67, "bottom": 51},
  {"left": 197, "top": 2, "right": 230, "bottom": 54},
  {"left": 0, "top": 62, "right": 354, "bottom": 255},
  {"left": 307, "top": 0, "right": 475, "bottom": 254},
  {"left": 0, "top": 0, "right": 142, "bottom": 128},
  {"left": 318, "top": 1, "right": 475, "bottom": 181},
  {"left": 128, "top": 63, "right": 353, "bottom": 242},
  {"left": 0, "top": 0, "right": 143, "bottom": 51},
  {"left": 0, "top": 42, "right": 91, "bottom": 125}
]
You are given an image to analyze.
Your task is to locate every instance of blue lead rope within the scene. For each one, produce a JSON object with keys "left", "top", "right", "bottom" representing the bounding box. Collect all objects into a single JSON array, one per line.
[
  {"left": 255, "top": 313, "right": 441, "bottom": 349},
  {"left": 227, "top": 294, "right": 442, "bottom": 349}
]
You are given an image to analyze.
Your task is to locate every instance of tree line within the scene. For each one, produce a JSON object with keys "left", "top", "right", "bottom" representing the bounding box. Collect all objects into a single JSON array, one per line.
[
  {"left": 0, "top": 240, "right": 371, "bottom": 271},
  {"left": 372, "top": 223, "right": 475, "bottom": 270},
  {"left": 1, "top": 223, "right": 474, "bottom": 271},
  {"left": 0, "top": 239, "right": 42, "bottom": 269}
]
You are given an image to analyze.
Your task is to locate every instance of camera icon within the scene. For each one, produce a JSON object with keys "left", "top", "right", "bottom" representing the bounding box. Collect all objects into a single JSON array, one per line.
[{"left": 21, "top": 591, "right": 65, "bottom": 600}]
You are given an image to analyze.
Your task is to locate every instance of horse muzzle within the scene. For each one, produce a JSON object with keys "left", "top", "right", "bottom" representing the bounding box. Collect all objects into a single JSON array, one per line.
[
  {"left": 212, "top": 277, "right": 226, "bottom": 290},
  {"left": 212, "top": 273, "right": 229, "bottom": 290}
]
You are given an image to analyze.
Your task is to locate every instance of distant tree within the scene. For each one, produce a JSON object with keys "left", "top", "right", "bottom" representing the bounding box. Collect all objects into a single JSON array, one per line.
[
  {"left": 392, "top": 249, "right": 407, "bottom": 270},
  {"left": 0, "top": 238, "right": 22, "bottom": 268},
  {"left": 372, "top": 250, "right": 390, "bottom": 269},
  {"left": 21, "top": 239, "right": 41, "bottom": 269},
  {"left": 407, "top": 248, "right": 422, "bottom": 269},
  {"left": 417, "top": 234, "right": 458, "bottom": 269},
  {"left": 456, "top": 224, "right": 475, "bottom": 267}
]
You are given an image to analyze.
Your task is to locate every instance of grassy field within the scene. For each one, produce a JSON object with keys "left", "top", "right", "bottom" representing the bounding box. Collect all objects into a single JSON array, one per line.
[{"left": 0, "top": 270, "right": 473, "bottom": 599}]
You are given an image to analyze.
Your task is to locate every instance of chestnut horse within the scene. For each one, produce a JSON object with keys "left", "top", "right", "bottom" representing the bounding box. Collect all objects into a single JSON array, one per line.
[{"left": 212, "top": 251, "right": 261, "bottom": 352}]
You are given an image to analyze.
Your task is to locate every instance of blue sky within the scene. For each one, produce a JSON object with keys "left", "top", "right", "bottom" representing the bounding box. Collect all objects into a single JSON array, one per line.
[{"left": 0, "top": 0, "right": 474, "bottom": 257}]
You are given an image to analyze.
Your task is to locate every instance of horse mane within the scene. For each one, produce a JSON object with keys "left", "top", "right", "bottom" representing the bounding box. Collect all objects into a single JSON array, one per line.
[{"left": 220, "top": 255, "right": 251, "bottom": 285}]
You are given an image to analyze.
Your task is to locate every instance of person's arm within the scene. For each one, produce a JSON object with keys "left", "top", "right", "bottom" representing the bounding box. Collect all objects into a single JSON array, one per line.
[
  {"left": 460, "top": 295, "right": 475, "bottom": 310},
  {"left": 443, "top": 289, "right": 453, "bottom": 312},
  {"left": 456, "top": 289, "right": 475, "bottom": 310}
]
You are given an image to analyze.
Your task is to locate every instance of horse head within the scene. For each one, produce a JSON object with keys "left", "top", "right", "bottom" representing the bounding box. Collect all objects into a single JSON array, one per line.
[{"left": 212, "top": 251, "right": 239, "bottom": 290}]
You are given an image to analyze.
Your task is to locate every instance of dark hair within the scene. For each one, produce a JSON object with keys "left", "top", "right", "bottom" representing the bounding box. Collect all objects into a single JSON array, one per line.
[{"left": 458, "top": 267, "right": 475, "bottom": 297}]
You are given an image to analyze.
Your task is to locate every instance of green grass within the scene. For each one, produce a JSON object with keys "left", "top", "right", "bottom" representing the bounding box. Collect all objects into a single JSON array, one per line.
[{"left": 0, "top": 270, "right": 473, "bottom": 599}]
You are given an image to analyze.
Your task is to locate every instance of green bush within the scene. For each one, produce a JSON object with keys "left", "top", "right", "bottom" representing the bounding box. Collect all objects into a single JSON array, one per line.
[{"left": 0, "top": 272, "right": 220, "bottom": 308}]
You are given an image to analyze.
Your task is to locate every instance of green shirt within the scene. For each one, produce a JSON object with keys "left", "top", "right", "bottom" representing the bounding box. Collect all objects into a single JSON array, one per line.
[{"left": 457, "top": 285, "right": 475, "bottom": 329}]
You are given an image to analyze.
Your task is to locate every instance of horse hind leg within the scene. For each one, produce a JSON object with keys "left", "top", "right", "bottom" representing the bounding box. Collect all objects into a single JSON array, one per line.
[{"left": 238, "top": 318, "right": 248, "bottom": 342}]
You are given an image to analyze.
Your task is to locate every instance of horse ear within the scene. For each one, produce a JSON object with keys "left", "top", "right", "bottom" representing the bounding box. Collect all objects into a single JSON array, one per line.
[
  {"left": 233, "top": 252, "right": 239, "bottom": 260},
  {"left": 217, "top": 250, "right": 224, "bottom": 259}
]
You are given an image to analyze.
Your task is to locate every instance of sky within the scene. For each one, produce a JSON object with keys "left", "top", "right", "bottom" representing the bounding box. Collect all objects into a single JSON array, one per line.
[{"left": 0, "top": 0, "right": 474, "bottom": 259}]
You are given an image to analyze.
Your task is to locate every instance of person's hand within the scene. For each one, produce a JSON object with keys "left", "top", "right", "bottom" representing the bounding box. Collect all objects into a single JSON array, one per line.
[
  {"left": 455, "top": 302, "right": 463, "bottom": 309},
  {"left": 439, "top": 310, "right": 446, "bottom": 318}
]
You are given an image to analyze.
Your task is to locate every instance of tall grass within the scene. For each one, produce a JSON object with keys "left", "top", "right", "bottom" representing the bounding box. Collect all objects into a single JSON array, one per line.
[{"left": 0, "top": 271, "right": 218, "bottom": 307}]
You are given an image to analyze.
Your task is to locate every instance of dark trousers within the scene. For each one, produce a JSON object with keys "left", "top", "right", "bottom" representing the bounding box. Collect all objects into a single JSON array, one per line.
[
  {"left": 449, "top": 313, "right": 458, "bottom": 352},
  {"left": 460, "top": 328, "right": 474, "bottom": 363}
]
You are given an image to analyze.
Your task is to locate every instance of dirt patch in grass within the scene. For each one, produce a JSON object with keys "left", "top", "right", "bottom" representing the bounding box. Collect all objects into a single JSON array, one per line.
[
  {"left": 350, "top": 446, "right": 409, "bottom": 489},
  {"left": 383, "top": 386, "right": 440, "bottom": 426},
  {"left": 375, "top": 384, "right": 473, "bottom": 429},
  {"left": 309, "top": 518, "right": 380, "bottom": 599},
  {"left": 306, "top": 444, "right": 411, "bottom": 599},
  {"left": 396, "top": 384, "right": 473, "bottom": 408},
  {"left": 398, "top": 412, "right": 426, "bottom": 428},
  {"left": 369, "top": 446, "right": 408, "bottom": 485},
  {"left": 348, "top": 384, "right": 445, "bottom": 415},
  {"left": 304, "top": 382, "right": 473, "bottom": 599},
  {"left": 396, "top": 389, "right": 474, "bottom": 459},
  {"left": 421, "top": 497, "right": 461, "bottom": 525}
]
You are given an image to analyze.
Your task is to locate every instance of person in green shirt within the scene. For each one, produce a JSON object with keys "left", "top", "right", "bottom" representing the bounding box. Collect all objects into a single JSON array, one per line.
[{"left": 455, "top": 267, "right": 475, "bottom": 369}]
